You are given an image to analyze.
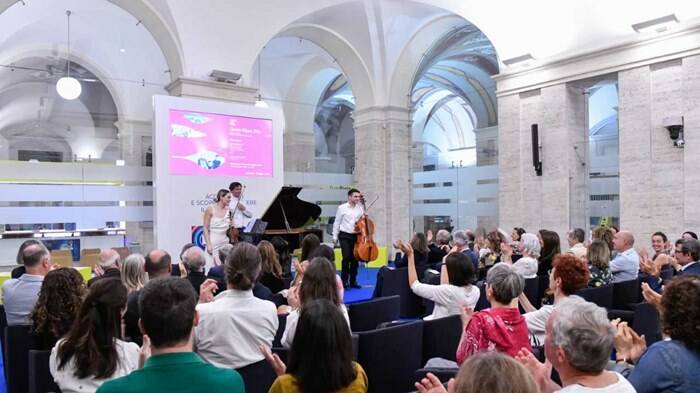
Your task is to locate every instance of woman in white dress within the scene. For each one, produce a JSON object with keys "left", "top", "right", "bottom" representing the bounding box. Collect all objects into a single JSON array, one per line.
[{"left": 203, "top": 189, "right": 232, "bottom": 266}]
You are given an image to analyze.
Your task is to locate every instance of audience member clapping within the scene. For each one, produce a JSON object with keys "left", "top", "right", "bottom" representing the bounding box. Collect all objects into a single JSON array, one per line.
[
  {"left": 455, "top": 263, "right": 531, "bottom": 364},
  {"left": 415, "top": 352, "right": 538, "bottom": 393},
  {"left": 614, "top": 276, "right": 700, "bottom": 393},
  {"left": 517, "top": 296, "right": 635, "bottom": 393},
  {"left": 194, "top": 242, "right": 278, "bottom": 369},
  {"left": 282, "top": 256, "right": 348, "bottom": 348},
  {"left": 396, "top": 240, "right": 479, "bottom": 321},
  {"left": 262, "top": 299, "right": 367, "bottom": 393},
  {"left": 503, "top": 233, "right": 540, "bottom": 278}
]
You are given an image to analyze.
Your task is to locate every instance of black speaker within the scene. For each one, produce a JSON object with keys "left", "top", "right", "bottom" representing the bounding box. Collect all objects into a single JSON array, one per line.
[{"left": 531, "top": 124, "right": 542, "bottom": 176}]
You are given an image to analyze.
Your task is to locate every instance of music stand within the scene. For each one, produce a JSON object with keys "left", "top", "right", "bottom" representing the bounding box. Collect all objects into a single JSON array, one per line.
[{"left": 241, "top": 219, "right": 268, "bottom": 244}]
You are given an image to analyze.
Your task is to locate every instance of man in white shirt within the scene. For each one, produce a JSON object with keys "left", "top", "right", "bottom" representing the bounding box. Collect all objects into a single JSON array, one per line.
[
  {"left": 609, "top": 231, "right": 639, "bottom": 282},
  {"left": 194, "top": 242, "right": 277, "bottom": 369},
  {"left": 517, "top": 296, "right": 636, "bottom": 393},
  {"left": 332, "top": 188, "right": 364, "bottom": 288},
  {"left": 228, "top": 182, "right": 253, "bottom": 230}
]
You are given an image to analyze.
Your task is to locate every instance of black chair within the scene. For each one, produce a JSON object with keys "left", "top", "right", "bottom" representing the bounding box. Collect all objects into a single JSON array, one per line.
[
  {"left": 349, "top": 295, "right": 400, "bottom": 332},
  {"left": 537, "top": 275, "right": 550, "bottom": 306},
  {"left": 5, "top": 325, "right": 38, "bottom": 393},
  {"left": 351, "top": 333, "right": 359, "bottom": 361},
  {"left": 380, "top": 268, "right": 424, "bottom": 318},
  {"left": 612, "top": 278, "right": 640, "bottom": 310},
  {"left": 632, "top": 302, "right": 661, "bottom": 346},
  {"left": 422, "top": 315, "right": 461, "bottom": 364},
  {"left": 272, "top": 313, "right": 287, "bottom": 347},
  {"left": 576, "top": 284, "right": 613, "bottom": 309},
  {"left": 235, "top": 359, "right": 277, "bottom": 393},
  {"left": 357, "top": 320, "right": 424, "bottom": 393},
  {"left": 28, "top": 350, "right": 61, "bottom": 393},
  {"left": 0, "top": 304, "right": 7, "bottom": 376},
  {"left": 523, "top": 277, "right": 540, "bottom": 308},
  {"left": 474, "top": 282, "right": 490, "bottom": 311},
  {"left": 414, "top": 368, "right": 458, "bottom": 385}
]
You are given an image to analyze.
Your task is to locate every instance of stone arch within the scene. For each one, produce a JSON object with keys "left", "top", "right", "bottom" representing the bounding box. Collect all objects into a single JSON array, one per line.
[
  {"left": 0, "top": 0, "right": 184, "bottom": 80},
  {"left": 0, "top": 46, "right": 127, "bottom": 127},
  {"left": 387, "top": 13, "right": 498, "bottom": 109},
  {"left": 264, "top": 23, "right": 376, "bottom": 111}
]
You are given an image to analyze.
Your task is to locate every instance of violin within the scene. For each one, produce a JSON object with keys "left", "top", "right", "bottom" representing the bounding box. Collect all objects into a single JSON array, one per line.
[{"left": 353, "top": 194, "right": 378, "bottom": 262}]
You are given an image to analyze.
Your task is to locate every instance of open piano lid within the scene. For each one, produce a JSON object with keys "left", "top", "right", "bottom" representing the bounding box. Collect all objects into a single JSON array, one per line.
[{"left": 260, "top": 186, "right": 322, "bottom": 230}]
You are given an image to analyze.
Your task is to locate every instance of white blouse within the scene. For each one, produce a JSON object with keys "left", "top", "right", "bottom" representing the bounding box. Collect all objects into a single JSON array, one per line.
[
  {"left": 410, "top": 282, "right": 480, "bottom": 320},
  {"left": 282, "top": 304, "right": 350, "bottom": 348},
  {"left": 49, "top": 338, "right": 140, "bottom": 393},
  {"left": 513, "top": 256, "right": 539, "bottom": 278}
]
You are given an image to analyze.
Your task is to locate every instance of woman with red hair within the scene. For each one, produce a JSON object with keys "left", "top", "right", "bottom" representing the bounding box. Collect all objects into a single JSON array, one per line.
[{"left": 519, "top": 253, "right": 590, "bottom": 346}]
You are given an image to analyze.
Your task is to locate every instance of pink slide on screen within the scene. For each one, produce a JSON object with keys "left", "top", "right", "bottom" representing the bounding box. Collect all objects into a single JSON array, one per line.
[{"left": 168, "top": 109, "right": 273, "bottom": 177}]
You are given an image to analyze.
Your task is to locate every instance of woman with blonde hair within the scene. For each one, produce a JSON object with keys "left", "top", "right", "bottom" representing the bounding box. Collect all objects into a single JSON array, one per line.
[
  {"left": 258, "top": 240, "right": 284, "bottom": 293},
  {"left": 587, "top": 239, "right": 612, "bottom": 287},
  {"left": 121, "top": 253, "right": 148, "bottom": 294},
  {"left": 415, "top": 351, "right": 538, "bottom": 393}
]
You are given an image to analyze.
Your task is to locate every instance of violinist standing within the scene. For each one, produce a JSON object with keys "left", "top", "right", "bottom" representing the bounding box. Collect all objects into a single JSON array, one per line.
[{"left": 333, "top": 188, "right": 364, "bottom": 289}]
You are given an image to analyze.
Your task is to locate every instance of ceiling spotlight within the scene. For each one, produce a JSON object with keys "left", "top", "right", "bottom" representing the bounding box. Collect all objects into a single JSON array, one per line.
[
  {"left": 502, "top": 53, "right": 535, "bottom": 67},
  {"left": 632, "top": 14, "right": 679, "bottom": 33},
  {"left": 255, "top": 95, "right": 269, "bottom": 108},
  {"left": 119, "top": 48, "right": 126, "bottom": 53}
]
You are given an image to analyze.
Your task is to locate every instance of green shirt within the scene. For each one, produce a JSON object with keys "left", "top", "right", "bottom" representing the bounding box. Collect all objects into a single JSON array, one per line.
[{"left": 96, "top": 352, "right": 244, "bottom": 393}]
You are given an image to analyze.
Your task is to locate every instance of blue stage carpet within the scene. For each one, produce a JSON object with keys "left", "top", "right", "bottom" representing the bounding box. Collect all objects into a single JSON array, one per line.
[{"left": 343, "top": 266, "right": 378, "bottom": 304}]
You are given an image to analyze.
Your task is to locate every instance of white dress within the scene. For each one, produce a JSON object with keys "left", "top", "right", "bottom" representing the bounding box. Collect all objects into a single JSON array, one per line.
[{"left": 208, "top": 210, "right": 231, "bottom": 265}]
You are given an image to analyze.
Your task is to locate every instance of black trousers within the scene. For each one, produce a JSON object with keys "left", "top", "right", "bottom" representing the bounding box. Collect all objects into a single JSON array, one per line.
[{"left": 338, "top": 231, "right": 358, "bottom": 284}]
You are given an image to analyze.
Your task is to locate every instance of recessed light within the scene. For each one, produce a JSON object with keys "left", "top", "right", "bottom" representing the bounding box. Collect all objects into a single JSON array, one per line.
[
  {"left": 632, "top": 14, "right": 679, "bottom": 33},
  {"left": 119, "top": 48, "right": 126, "bottom": 53}
]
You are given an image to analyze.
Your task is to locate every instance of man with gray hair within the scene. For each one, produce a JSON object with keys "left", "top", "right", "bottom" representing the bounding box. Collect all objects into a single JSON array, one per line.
[
  {"left": 3, "top": 243, "right": 51, "bottom": 325},
  {"left": 566, "top": 228, "right": 587, "bottom": 259},
  {"left": 453, "top": 230, "right": 478, "bottom": 271},
  {"left": 182, "top": 246, "right": 207, "bottom": 295},
  {"left": 517, "top": 296, "right": 636, "bottom": 392},
  {"left": 427, "top": 229, "right": 451, "bottom": 264},
  {"left": 88, "top": 248, "right": 122, "bottom": 286}
]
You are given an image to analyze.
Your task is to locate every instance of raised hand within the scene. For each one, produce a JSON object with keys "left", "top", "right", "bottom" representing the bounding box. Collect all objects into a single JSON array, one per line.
[
  {"left": 460, "top": 306, "right": 474, "bottom": 327},
  {"left": 198, "top": 278, "right": 219, "bottom": 304},
  {"left": 414, "top": 372, "right": 449, "bottom": 393},
  {"left": 641, "top": 282, "right": 662, "bottom": 308},
  {"left": 260, "top": 345, "right": 286, "bottom": 376},
  {"left": 516, "top": 349, "right": 557, "bottom": 393}
]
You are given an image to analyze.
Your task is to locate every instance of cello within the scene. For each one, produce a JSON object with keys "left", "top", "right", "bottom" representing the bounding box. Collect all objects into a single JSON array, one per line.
[{"left": 353, "top": 194, "right": 379, "bottom": 262}]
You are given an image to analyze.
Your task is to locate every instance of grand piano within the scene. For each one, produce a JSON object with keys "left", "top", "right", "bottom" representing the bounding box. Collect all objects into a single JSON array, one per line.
[{"left": 260, "top": 186, "right": 324, "bottom": 251}]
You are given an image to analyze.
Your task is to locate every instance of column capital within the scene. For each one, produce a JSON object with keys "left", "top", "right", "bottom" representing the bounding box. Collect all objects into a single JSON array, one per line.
[
  {"left": 352, "top": 106, "right": 412, "bottom": 128},
  {"left": 165, "top": 77, "right": 258, "bottom": 104},
  {"left": 114, "top": 119, "right": 152, "bottom": 136}
]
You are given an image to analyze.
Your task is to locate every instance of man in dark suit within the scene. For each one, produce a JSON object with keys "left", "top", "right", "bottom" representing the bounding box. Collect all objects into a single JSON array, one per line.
[{"left": 641, "top": 238, "right": 700, "bottom": 292}]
